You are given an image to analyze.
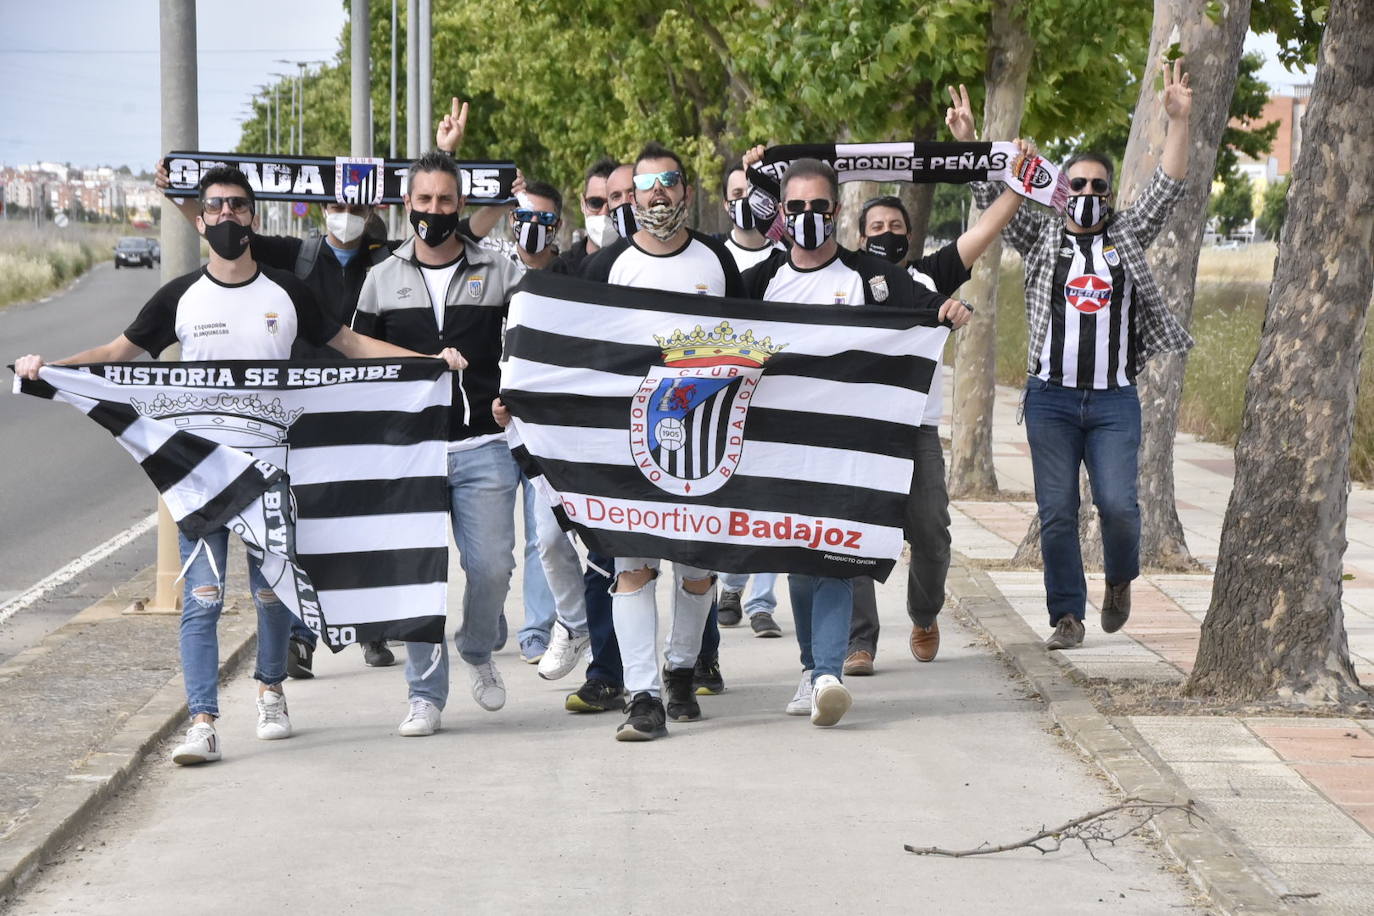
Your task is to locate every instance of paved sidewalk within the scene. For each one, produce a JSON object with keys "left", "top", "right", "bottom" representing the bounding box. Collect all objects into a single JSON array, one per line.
[{"left": 948, "top": 378, "right": 1374, "bottom": 915}]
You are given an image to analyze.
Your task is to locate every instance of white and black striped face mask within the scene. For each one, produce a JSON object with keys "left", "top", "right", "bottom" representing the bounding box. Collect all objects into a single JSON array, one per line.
[
  {"left": 611, "top": 201, "right": 638, "bottom": 238},
  {"left": 728, "top": 197, "right": 756, "bottom": 231},
  {"left": 786, "top": 211, "right": 834, "bottom": 250},
  {"left": 515, "top": 220, "right": 552, "bottom": 254},
  {"left": 1067, "top": 194, "right": 1111, "bottom": 229}
]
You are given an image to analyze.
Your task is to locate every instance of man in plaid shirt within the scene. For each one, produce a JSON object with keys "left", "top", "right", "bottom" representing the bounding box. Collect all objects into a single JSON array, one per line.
[{"left": 948, "top": 59, "right": 1194, "bottom": 649}]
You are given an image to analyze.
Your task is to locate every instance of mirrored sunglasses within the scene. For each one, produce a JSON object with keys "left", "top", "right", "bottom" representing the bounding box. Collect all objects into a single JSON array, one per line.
[
  {"left": 513, "top": 208, "right": 559, "bottom": 226},
  {"left": 632, "top": 170, "right": 683, "bottom": 191}
]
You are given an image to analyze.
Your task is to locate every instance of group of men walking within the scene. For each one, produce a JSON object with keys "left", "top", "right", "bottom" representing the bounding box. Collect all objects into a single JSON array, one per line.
[{"left": 13, "top": 59, "right": 1194, "bottom": 761}]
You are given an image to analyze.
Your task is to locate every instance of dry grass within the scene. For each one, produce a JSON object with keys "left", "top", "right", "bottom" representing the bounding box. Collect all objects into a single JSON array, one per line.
[{"left": 0, "top": 223, "right": 126, "bottom": 308}]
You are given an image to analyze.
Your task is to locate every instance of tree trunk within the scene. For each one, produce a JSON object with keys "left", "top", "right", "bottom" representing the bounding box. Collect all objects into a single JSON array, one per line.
[
  {"left": 1011, "top": 0, "right": 1251, "bottom": 566},
  {"left": 948, "top": 0, "right": 1033, "bottom": 498},
  {"left": 1185, "top": 0, "right": 1374, "bottom": 706},
  {"left": 1011, "top": 473, "right": 1103, "bottom": 569}
]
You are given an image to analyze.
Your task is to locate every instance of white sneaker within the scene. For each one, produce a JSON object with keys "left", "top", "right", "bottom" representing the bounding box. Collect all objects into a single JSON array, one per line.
[
  {"left": 538, "top": 622, "right": 592, "bottom": 681},
  {"left": 171, "top": 722, "right": 221, "bottom": 766},
  {"left": 398, "top": 697, "right": 442, "bottom": 737},
  {"left": 811, "top": 674, "right": 852, "bottom": 727},
  {"left": 465, "top": 659, "right": 507, "bottom": 711},
  {"left": 255, "top": 690, "right": 293, "bottom": 740},
  {"left": 785, "top": 670, "right": 814, "bottom": 716}
]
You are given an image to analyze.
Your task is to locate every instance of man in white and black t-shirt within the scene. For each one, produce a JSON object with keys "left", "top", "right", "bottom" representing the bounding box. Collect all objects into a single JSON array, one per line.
[
  {"left": 582, "top": 141, "right": 744, "bottom": 741},
  {"left": 843, "top": 170, "right": 1025, "bottom": 674},
  {"left": 740, "top": 151, "right": 960, "bottom": 728},
  {"left": 720, "top": 162, "right": 777, "bottom": 273},
  {"left": 953, "top": 64, "right": 1194, "bottom": 650},
  {"left": 15, "top": 166, "right": 459, "bottom": 767}
]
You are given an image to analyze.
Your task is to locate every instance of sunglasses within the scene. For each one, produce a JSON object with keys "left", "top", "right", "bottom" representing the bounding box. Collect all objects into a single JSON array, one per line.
[
  {"left": 513, "top": 208, "right": 559, "bottom": 226},
  {"left": 1069, "top": 177, "right": 1110, "bottom": 194},
  {"left": 201, "top": 196, "right": 253, "bottom": 215},
  {"left": 632, "top": 170, "right": 683, "bottom": 191},
  {"left": 583, "top": 195, "right": 607, "bottom": 210},
  {"left": 783, "top": 198, "right": 834, "bottom": 215}
]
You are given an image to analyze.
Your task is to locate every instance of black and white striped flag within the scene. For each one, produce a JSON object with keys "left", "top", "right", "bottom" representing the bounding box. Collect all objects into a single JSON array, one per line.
[
  {"left": 501, "top": 272, "right": 949, "bottom": 582},
  {"left": 14, "top": 359, "right": 452, "bottom": 649}
]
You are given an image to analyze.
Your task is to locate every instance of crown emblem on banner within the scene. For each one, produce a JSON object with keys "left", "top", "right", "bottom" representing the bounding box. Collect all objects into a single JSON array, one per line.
[
  {"left": 131, "top": 392, "right": 304, "bottom": 427},
  {"left": 654, "top": 321, "right": 786, "bottom": 367}
]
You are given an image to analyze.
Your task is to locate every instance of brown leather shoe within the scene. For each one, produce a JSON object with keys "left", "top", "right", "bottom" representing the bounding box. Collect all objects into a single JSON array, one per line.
[
  {"left": 842, "top": 650, "right": 875, "bottom": 677},
  {"left": 909, "top": 622, "right": 940, "bottom": 662}
]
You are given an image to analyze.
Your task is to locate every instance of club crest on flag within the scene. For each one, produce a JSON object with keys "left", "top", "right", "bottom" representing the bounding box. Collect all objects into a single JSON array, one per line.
[
  {"left": 335, "top": 156, "right": 384, "bottom": 205},
  {"left": 630, "top": 322, "right": 785, "bottom": 496},
  {"left": 131, "top": 391, "right": 304, "bottom": 474}
]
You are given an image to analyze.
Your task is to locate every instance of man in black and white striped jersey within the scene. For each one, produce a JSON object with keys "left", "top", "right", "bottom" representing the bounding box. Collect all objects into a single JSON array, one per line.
[
  {"left": 951, "top": 61, "right": 1194, "bottom": 650},
  {"left": 14, "top": 165, "right": 463, "bottom": 766}
]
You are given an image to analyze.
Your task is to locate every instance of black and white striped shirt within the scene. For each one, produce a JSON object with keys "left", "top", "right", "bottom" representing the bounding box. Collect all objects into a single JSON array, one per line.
[{"left": 1036, "top": 229, "right": 1136, "bottom": 389}]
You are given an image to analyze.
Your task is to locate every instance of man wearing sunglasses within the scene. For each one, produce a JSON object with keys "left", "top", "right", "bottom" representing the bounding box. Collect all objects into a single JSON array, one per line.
[
  {"left": 738, "top": 151, "right": 962, "bottom": 727},
  {"left": 557, "top": 158, "right": 619, "bottom": 274},
  {"left": 948, "top": 60, "right": 1194, "bottom": 651},
  {"left": 582, "top": 141, "right": 744, "bottom": 741},
  {"left": 14, "top": 166, "right": 464, "bottom": 766}
]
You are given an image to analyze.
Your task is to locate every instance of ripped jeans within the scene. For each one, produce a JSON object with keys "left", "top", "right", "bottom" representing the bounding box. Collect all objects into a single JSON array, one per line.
[{"left": 178, "top": 528, "right": 292, "bottom": 718}]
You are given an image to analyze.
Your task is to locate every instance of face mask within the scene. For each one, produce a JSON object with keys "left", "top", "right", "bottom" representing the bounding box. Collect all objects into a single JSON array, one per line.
[
  {"left": 202, "top": 219, "right": 252, "bottom": 261},
  {"left": 728, "top": 197, "right": 756, "bottom": 232},
  {"left": 633, "top": 198, "right": 689, "bottom": 242},
  {"left": 409, "top": 209, "right": 460, "bottom": 247},
  {"left": 863, "top": 232, "right": 909, "bottom": 264},
  {"left": 326, "top": 211, "right": 367, "bottom": 244},
  {"left": 584, "top": 213, "right": 618, "bottom": 248},
  {"left": 515, "top": 220, "right": 552, "bottom": 255},
  {"left": 786, "top": 211, "right": 834, "bottom": 250},
  {"left": 611, "top": 201, "right": 638, "bottom": 239},
  {"left": 1067, "top": 194, "right": 1110, "bottom": 229}
]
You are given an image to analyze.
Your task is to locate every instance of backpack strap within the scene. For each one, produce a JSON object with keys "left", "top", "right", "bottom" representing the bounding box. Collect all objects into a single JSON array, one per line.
[{"left": 293, "top": 235, "right": 325, "bottom": 280}]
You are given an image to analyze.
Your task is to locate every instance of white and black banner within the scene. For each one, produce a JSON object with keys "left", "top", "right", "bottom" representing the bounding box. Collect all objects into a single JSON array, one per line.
[
  {"left": 163, "top": 150, "right": 519, "bottom": 205},
  {"left": 500, "top": 272, "right": 949, "bottom": 582},
  {"left": 14, "top": 359, "right": 452, "bottom": 649}
]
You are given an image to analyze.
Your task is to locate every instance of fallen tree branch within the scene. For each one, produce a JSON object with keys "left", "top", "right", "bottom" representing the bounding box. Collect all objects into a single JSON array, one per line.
[{"left": 904, "top": 797, "right": 1200, "bottom": 859}]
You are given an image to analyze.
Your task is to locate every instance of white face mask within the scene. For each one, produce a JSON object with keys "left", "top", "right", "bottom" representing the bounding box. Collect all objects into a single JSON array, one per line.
[
  {"left": 326, "top": 211, "right": 367, "bottom": 244},
  {"left": 584, "top": 213, "right": 618, "bottom": 248}
]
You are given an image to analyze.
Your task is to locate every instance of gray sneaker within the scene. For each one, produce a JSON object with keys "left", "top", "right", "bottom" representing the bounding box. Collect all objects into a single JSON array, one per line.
[
  {"left": 750, "top": 611, "right": 783, "bottom": 638},
  {"left": 1044, "top": 616, "right": 1085, "bottom": 650},
  {"left": 1101, "top": 581, "right": 1131, "bottom": 633}
]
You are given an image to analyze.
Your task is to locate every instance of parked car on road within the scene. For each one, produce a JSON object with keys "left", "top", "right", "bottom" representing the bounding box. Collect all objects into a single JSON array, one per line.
[{"left": 114, "top": 237, "right": 155, "bottom": 269}]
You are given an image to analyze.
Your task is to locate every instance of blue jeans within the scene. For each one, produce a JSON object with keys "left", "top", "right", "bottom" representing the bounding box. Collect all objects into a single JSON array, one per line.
[
  {"left": 178, "top": 528, "right": 291, "bottom": 717},
  {"left": 583, "top": 551, "right": 620, "bottom": 686},
  {"left": 518, "top": 474, "right": 556, "bottom": 645},
  {"left": 787, "top": 574, "right": 854, "bottom": 681},
  {"left": 1023, "top": 378, "right": 1141, "bottom": 625},
  {"left": 406, "top": 440, "right": 519, "bottom": 708},
  {"left": 719, "top": 572, "right": 779, "bottom": 615}
]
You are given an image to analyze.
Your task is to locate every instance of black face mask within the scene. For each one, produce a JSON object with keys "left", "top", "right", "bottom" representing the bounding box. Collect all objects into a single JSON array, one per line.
[
  {"left": 786, "top": 211, "right": 833, "bottom": 250},
  {"left": 515, "top": 220, "right": 552, "bottom": 254},
  {"left": 863, "top": 232, "right": 909, "bottom": 264},
  {"left": 728, "top": 197, "right": 756, "bottom": 232},
  {"left": 409, "top": 209, "right": 461, "bottom": 247},
  {"left": 611, "top": 201, "right": 638, "bottom": 239},
  {"left": 202, "top": 219, "right": 253, "bottom": 261}
]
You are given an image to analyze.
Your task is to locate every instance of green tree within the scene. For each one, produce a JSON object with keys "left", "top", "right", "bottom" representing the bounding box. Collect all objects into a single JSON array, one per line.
[
  {"left": 1209, "top": 170, "right": 1254, "bottom": 236},
  {"left": 1256, "top": 174, "right": 1290, "bottom": 239},
  {"left": 1216, "top": 51, "right": 1280, "bottom": 180}
]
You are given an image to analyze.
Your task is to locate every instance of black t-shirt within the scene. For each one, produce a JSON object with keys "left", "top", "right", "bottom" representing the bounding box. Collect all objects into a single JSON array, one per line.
[{"left": 123, "top": 264, "right": 340, "bottom": 360}]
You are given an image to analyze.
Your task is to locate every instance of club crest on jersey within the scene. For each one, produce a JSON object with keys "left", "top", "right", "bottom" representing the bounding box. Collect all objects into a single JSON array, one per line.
[
  {"left": 868, "top": 276, "right": 888, "bottom": 302},
  {"left": 1065, "top": 275, "right": 1112, "bottom": 314},
  {"left": 264, "top": 312, "right": 279, "bottom": 335},
  {"left": 1103, "top": 245, "right": 1120, "bottom": 267},
  {"left": 630, "top": 322, "right": 785, "bottom": 496},
  {"left": 467, "top": 275, "right": 484, "bottom": 299},
  {"left": 335, "top": 156, "right": 383, "bottom": 205}
]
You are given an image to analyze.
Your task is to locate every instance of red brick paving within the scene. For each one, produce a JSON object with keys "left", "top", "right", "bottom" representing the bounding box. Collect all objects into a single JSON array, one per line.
[{"left": 1251, "top": 725, "right": 1374, "bottom": 836}]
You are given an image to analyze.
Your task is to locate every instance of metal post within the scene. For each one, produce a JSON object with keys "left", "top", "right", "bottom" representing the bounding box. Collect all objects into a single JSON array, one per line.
[
  {"left": 390, "top": 0, "right": 398, "bottom": 237},
  {"left": 153, "top": 0, "right": 198, "bottom": 613},
  {"left": 352, "top": 0, "right": 371, "bottom": 157},
  {"left": 418, "top": 0, "right": 431, "bottom": 153},
  {"left": 405, "top": 0, "right": 419, "bottom": 159}
]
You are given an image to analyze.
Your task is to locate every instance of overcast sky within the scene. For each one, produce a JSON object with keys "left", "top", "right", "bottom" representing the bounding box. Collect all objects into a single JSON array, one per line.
[{"left": 0, "top": 2, "right": 1317, "bottom": 172}]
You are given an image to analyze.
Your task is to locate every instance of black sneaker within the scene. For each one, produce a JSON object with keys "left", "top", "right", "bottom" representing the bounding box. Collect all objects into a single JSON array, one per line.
[
  {"left": 693, "top": 656, "right": 725, "bottom": 695},
  {"left": 286, "top": 636, "right": 314, "bottom": 679},
  {"left": 663, "top": 666, "right": 701, "bottom": 721},
  {"left": 615, "top": 692, "right": 668, "bottom": 741},
  {"left": 718, "top": 589, "right": 744, "bottom": 627},
  {"left": 363, "top": 639, "right": 396, "bottom": 667},
  {"left": 1101, "top": 581, "right": 1132, "bottom": 633},
  {"left": 750, "top": 611, "right": 783, "bottom": 638},
  {"left": 565, "top": 679, "right": 626, "bottom": 713}
]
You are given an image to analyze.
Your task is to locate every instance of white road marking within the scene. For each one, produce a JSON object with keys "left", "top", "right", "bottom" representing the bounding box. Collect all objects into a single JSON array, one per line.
[{"left": 0, "top": 512, "right": 158, "bottom": 626}]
